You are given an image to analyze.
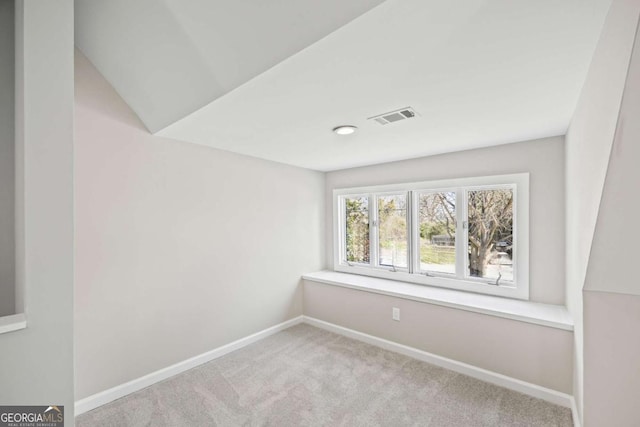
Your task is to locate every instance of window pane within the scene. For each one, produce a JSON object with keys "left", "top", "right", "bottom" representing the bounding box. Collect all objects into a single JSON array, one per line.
[
  {"left": 419, "top": 192, "right": 456, "bottom": 274},
  {"left": 377, "top": 194, "right": 407, "bottom": 268},
  {"left": 467, "top": 188, "right": 514, "bottom": 282},
  {"left": 345, "top": 196, "right": 370, "bottom": 263}
]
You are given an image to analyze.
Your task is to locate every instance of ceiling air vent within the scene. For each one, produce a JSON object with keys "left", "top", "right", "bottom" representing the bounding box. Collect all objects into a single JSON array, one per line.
[{"left": 369, "top": 107, "right": 418, "bottom": 125}]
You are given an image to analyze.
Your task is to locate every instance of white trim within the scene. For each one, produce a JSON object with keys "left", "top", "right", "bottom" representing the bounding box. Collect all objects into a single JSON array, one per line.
[
  {"left": 303, "top": 271, "right": 573, "bottom": 331},
  {"left": 74, "top": 314, "right": 576, "bottom": 419},
  {"left": 0, "top": 313, "right": 26, "bottom": 334},
  {"left": 303, "top": 316, "right": 572, "bottom": 409},
  {"left": 332, "top": 173, "right": 528, "bottom": 196},
  {"left": 74, "top": 316, "right": 304, "bottom": 416},
  {"left": 333, "top": 173, "right": 530, "bottom": 300},
  {"left": 571, "top": 397, "right": 582, "bottom": 427}
]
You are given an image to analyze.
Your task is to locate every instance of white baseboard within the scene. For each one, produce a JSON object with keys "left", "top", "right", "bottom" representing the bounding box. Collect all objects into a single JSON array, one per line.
[
  {"left": 75, "top": 316, "right": 304, "bottom": 416},
  {"left": 303, "top": 316, "right": 573, "bottom": 409},
  {"left": 76, "top": 314, "right": 576, "bottom": 421},
  {"left": 570, "top": 397, "right": 582, "bottom": 427}
]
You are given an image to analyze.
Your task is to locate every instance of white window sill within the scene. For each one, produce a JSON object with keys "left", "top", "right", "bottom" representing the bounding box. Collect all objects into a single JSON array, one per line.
[
  {"left": 334, "top": 264, "right": 528, "bottom": 300},
  {"left": 302, "top": 271, "right": 573, "bottom": 331},
  {"left": 0, "top": 313, "right": 27, "bottom": 335}
]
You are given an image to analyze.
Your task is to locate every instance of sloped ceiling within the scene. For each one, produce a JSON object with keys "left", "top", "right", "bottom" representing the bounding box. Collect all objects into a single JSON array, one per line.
[
  {"left": 75, "top": 0, "right": 612, "bottom": 171},
  {"left": 74, "top": 0, "right": 386, "bottom": 133}
]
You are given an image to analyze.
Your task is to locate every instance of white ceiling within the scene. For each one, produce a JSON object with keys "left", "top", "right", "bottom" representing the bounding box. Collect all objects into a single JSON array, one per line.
[
  {"left": 75, "top": 0, "right": 386, "bottom": 133},
  {"left": 76, "top": 0, "right": 611, "bottom": 171}
]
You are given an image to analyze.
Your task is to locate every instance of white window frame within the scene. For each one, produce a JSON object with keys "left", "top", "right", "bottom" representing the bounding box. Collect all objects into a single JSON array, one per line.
[{"left": 333, "top": 173, "right": 529, "bottom": 300}]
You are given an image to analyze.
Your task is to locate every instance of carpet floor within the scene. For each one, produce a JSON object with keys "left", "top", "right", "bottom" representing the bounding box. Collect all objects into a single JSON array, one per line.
[{"left": 76, "top": 323, "right": 573, "bottom": 426}]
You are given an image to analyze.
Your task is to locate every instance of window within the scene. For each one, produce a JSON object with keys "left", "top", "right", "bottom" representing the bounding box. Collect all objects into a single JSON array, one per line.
[
  {"left": 417, "top": 191, "right": 456, "bottom": 275},
  {"left": 334, "top": 174, "right": 529, "bottom": 299},
  {"left": 377, "top": 194, "right": 408, "bottom": 269},
  {"left": 344, "top": 196, "right": 369, "bottom": 264}
]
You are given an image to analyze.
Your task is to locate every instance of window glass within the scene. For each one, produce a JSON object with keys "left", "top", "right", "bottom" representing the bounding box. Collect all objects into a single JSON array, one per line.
[
  {"left": 467, "top": 188, "right": 514, "bottom": 282},
  {"left": 345, "top": 196, "right": 370, "bottom": 264},
  {"left": 418, "top": 192, "right": 456, "bottom": 275},
  {"left": 377, "top": 194, "right": 407, "bottom": 268}
]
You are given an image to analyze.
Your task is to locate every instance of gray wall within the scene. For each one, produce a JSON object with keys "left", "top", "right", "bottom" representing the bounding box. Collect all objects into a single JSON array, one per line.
[
  {"left": 74, "top": 51, "right": 325, "bottom": 399},
  {"left": 564, "top": 0, "right": 640, "bottom": 422},
  {"left": 0, "top": 0, "right": 15, "bottom": 317},
  {"left": 304, "top": 281, "right": 574, "bottom": 393},
  {"left": 583, "top": 13, "right": 640, "bottom": 425},
  {"left": 325, "top": 136, "right": 566, "bottom": 305},
  {"left": 317, "top": 136, "right": 571, "bottom": 393},
  {"left": 0, "top": 0, "right": 75, "bottom": 418}
]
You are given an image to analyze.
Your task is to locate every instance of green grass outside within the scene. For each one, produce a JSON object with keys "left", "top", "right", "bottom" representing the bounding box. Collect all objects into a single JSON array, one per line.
[
  {"left": 366, "top": 239, "right": 456, "bottom": 266},
  {"left": 421, "top": 244, "right": 455, "bottom": 265}
]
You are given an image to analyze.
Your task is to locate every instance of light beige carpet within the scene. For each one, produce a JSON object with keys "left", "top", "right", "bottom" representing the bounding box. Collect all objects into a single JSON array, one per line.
[{"left": 76, "top": 323, "right": 573, "bottom": 426}]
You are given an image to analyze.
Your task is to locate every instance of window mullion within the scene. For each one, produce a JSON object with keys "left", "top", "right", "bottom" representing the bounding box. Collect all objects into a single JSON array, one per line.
[
  {"left": 407, "top": 191, "right": 414, "bottom": 274},
  {"left": 455, "top": 188, "right": 466, "bottom": 279},
  {"left": 370, "top": 194, "right": 378, "bottom": 267},
  {"left": 339, "top": 196, "right": 345, "bottom": 264}
]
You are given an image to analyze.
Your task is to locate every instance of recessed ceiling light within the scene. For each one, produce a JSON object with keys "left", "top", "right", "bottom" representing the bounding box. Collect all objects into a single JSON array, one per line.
[{"left": 333, "top": 125, "right": 357, "bottom": 135}]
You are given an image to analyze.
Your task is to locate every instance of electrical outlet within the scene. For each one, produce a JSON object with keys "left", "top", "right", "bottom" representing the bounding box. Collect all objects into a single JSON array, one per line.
[{"left": 392, "top": 307, "right": 400, "bottom": 321}]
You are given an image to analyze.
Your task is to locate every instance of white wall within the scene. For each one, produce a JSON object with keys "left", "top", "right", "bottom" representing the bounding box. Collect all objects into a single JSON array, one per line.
[
  {"left": 326, "top": 136, "right": 566, "bottom": 305},
  {"left": 564, "top": 0, "right": 640, "bottom": 422},
  {"left": 0, "top": 0, "right": 15, "bottom": 317},
  {"left": 0, "top": 0, "right": 75, "bottom": 417},
  {"left": 582, "top": 16, "right": 640, "bottom": 425},
  {"left": 74, "top": 52, "right": 325, "bottom": 399}
]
